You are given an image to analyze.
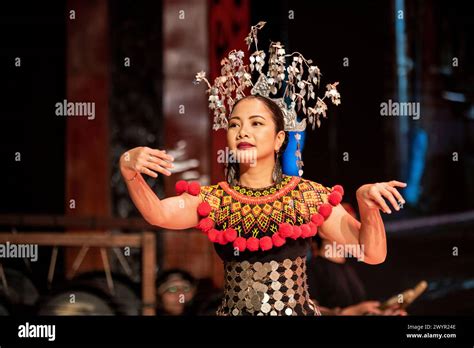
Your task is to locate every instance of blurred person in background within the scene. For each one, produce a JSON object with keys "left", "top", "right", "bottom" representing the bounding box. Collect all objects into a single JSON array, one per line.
[{"left": 156, "top": 269, "right": 196, "bottom": 316}]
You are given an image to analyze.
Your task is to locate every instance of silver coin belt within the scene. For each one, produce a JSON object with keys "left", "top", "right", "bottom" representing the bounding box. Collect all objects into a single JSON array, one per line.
[{"left": 217, "top": 256, "right": 320, "bottom": 316}]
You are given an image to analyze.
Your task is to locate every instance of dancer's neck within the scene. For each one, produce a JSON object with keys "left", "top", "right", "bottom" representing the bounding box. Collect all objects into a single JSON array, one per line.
[{"left": 238, "top": 157, "right": 275, "bottom": 189}]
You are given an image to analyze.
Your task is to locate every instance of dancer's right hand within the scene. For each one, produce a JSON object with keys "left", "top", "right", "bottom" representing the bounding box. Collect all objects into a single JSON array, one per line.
[{"left": 120, "top": 146, "right": 174, "bottom": 179}]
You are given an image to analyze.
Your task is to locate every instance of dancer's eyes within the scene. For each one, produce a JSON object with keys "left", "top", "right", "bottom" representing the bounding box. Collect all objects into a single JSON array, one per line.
[{"left": 228, "top": 121, "right": 262, "bottom": 128}]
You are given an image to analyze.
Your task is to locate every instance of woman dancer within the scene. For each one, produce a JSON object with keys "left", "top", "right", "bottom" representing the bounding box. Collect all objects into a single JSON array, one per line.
[{"left": 119, "top": 94, "right": 406, "bottom": 316}]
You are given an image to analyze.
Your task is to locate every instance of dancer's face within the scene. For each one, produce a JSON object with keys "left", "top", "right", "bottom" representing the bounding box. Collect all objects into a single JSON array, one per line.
[{"left": 227, "top": 97, "right": 285, "bottom": 166}]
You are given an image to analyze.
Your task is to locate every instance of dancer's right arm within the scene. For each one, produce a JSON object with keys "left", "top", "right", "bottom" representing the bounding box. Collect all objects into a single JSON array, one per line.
[{"left": 119, "top": 147, "right": 201, "bottom": 230}]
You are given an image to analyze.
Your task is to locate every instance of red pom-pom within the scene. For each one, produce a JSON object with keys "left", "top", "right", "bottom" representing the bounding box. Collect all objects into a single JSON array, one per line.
[
  {"left": 311, "top": 213, "right": 324, "bottom": 226},
  {"left": 233, "top": 237, "right": 247, "bottom": 252},
  {"left": 318, "top": 204, "right": 333, "bottom": 219},
  {"left": 175, "top": 180, "right": 188, "bottom": 195},
  {"left": 216, "top": 231, "right": 228, "bottom": 245},
  {"left": 207, "top": 229, "right": 218, "bottom": 242},
  {"left": 272, "top": 233, "right": 286, "bottom": 247},
  {"left": 197, "top": 217, "right": 214, "bottom": 232},
  {"left": 188, "top": 181, "right": 201, "bottom": 196},
  {"left": 259, "top": 236, "right": 273, "bottom": 251},
  {"left": 197, "top": 201, "right": 211, "bottom": 217},
  {"left": 224, "top": 228, "right": 237, "bottom": 242},
  {"left": 300, "top": 224, "right": 312, "bottom": 238},
  {"left": 246, "top": 237, "right": 259, "bottom": 252},
  {"left": 278, "top": 223, "right": 293, "bottom": 238},
  {"left": 332, "top": 185, "right": 344, "bottom": 196},
  {"left": 328, "top": 191, "right": 342, "bottom": 206},
  {"left": 290, "top": 225, "right": 302, "bottom": 240}
]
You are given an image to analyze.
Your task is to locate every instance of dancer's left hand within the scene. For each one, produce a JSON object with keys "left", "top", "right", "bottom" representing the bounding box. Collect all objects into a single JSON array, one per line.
[{"left": 356, "top": 180, "right": 407, "bottom": 214}]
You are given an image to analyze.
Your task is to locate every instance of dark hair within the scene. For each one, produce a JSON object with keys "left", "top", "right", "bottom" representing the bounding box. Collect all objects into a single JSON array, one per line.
[
  {"left": 156, "top": 268, "right": 196, "bottom": 288},
  {"left": 225, "top": 95, "right": 289, "bottom": 185}
]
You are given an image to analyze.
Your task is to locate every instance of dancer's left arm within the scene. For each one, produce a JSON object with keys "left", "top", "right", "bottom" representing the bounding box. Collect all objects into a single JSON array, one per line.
[{"left": 319, "top": 180, "right": 407, "bottom": 265}]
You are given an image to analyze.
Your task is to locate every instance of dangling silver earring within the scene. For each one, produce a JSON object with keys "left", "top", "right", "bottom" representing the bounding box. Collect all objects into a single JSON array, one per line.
[
  {"left": 272, "top": 151, "right": 283, "bottom": 184},
  {"left": 225, "top": 162, "right": 239, "bottom": 186}
]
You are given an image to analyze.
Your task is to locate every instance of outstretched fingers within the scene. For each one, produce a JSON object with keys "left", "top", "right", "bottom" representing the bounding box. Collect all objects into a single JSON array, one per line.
[
  {"left": 369, "top": 187, "right": 392, "bottom": 214},
  {"left": 139, "top": 147, "right": 175, "bottom": 177},
  {"left": 388, "top": 180, "right": 407, "bottom": 188},
  {"left": 379, "top": 187, "right": 400, "bottom": 212}
]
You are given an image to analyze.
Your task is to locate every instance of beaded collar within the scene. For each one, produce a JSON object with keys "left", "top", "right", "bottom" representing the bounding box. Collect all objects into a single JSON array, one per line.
[
  {"left": 218, "top": 175, "right": 300, "bottom": 205},
  {"left": 232, "top": 175, "right": 292, "bottom": 193}
]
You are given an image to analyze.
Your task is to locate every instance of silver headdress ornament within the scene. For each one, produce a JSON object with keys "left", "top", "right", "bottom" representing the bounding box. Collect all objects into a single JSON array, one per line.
[
  {"left": 194, "top": 21, "right": 341, "bottom": 175},
  {"left": 195, "top": 21, "right": 340, "bottom": 132}
]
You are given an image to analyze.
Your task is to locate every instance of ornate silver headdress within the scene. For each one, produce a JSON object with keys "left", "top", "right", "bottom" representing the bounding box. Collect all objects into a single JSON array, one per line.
[
  {"left": 195, "top": 21, "right": 340, "bottom": 132},
  {"left": 194, "top": 21, "right": 341, "bottom": 175}
]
